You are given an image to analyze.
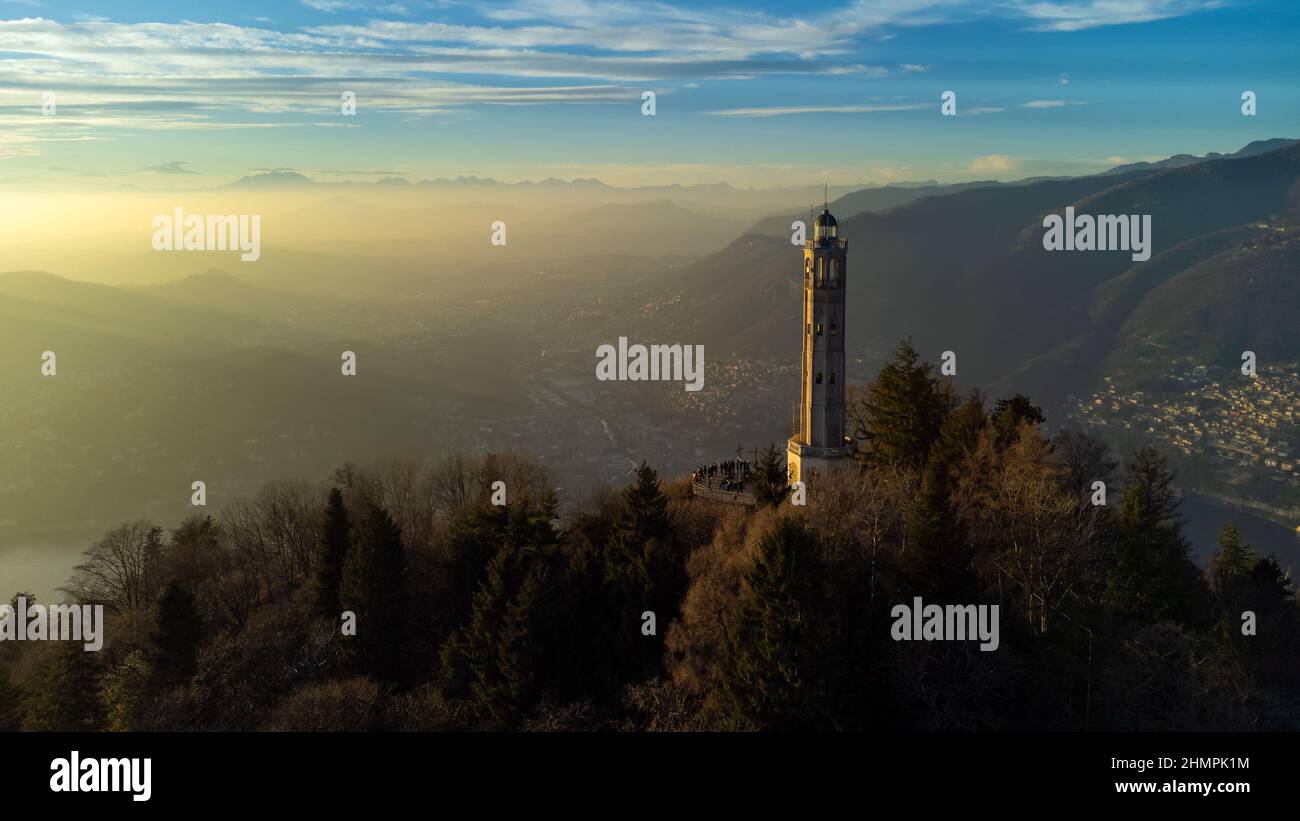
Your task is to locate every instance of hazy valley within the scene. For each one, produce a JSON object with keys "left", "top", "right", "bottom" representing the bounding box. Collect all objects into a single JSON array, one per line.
[{"left": 4, "top": 140, "right": 1300, "bottom": 601}]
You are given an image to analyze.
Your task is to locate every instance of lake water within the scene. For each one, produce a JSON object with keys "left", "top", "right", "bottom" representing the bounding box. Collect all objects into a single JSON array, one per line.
[
  {"left": 1181, "top": 491, "right": 1300, "bottom": 575},
  {"left": 0, "top": 533, "right": 98, "bottom": 604}
]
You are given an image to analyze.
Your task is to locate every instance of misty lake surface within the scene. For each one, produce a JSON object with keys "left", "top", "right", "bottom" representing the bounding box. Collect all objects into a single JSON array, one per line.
[
  {"left": 0, "top": 532, "right": 99, "bottom": 604},
  {"left": 1181, "top": 492, "right": 1300, "bottom": 575}
]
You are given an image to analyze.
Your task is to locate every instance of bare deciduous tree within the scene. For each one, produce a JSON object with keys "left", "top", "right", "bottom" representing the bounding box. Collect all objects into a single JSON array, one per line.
[{"left": 63, "top": 520, "right": 165, "bottom": 615}]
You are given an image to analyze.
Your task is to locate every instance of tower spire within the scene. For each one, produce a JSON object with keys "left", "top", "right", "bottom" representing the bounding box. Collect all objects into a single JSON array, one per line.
[{"left": 824, "top": 181, "right": 828, "bottom": 211}]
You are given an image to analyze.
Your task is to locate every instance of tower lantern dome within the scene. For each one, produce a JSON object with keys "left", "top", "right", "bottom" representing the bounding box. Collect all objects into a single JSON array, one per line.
[{"left": 813, "top": 207, "right": 838, "bottom": 242}]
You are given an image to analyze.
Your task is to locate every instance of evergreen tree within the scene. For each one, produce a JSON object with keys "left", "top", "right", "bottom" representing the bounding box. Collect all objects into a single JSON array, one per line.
[
  {"left": 617, "top": 462, "right": 671, "bottom": 543},
  {"left": 1208, "top": 523, "right": 1257, "bottom": 611},
  {"left": 904, "top": 453, "right": 969, "bottom": 598},
  {"left": 167, "top": 514, "right": 221, "bottom": 591},
  {"left": 903, "top": 393, "right": 985, "bottom": 598},
  {"left": 603, "top": 463, "right": 681, "bottom": 681},
  {"left": 859, "top": 338, "right": 952, "bottom": 469},
  {"left": 151, "top": 581, "right": 205, "bottom": 685},
  {"left": 339, "top": 506, "right": 407, "bottom": 679},
  {"left": 1105, "top": 447, "right": 1207, "bottom": 624},
  {"left": 440, "top": 546, "right": 551, "bottom": 727},
  {"left": 752, "top": 443, "right": 788, "bottom": 508},
  {"left": 438, "top": 495, "right": 560, "bottom": 648},
  {"left": 931, "top": 390, "right": 987, "bottom": 468},
  {"left": 720, "top": 516, "right": 835, "bottom": 730},
  {"left": 313, "top": 488, "right": 352, "bottom": 617},
  {"left": 23, "top": 640, "right": 104, "bottom": 731},
  {"left": 992, "top": 393, "right": 1045, "bottom": 450}
]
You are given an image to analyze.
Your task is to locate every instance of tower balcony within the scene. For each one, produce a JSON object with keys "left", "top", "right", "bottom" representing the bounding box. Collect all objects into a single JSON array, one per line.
[{"left": 807, "top": 236, "right": 848, "bottom": 250}]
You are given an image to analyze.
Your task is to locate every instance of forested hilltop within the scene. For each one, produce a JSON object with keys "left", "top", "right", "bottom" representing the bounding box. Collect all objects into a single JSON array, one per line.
[{"left": 3, "top": 341, "right": 1297, "bottom": 732}]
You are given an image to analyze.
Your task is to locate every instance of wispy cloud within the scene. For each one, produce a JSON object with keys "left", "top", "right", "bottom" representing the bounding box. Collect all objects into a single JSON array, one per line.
[
  {"left": 0, "top": 0, "right": 1229, "bottom": 170},
  {"left": 301, "top": 0, "right": 408, "bottom": 13},
  {"left": 1011, "top": 0, "right": 1224, "bottom": 31},
  {"left": 1021, "top": 99, "right": 1088, "bottom": 108},
  {"left": 705, "top": 103, "right": 928, "bottom": 117}
]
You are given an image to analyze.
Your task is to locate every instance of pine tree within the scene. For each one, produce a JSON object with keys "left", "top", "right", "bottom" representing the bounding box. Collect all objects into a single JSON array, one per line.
[
  {"left": 339, "top": 506, "right": 407, "bottom": 679},
  {"left": 440, "top": 544, "right": 554, "bottom": 727},
  {"left": 1211, "top": 524, "right": 1256, "bottom": 581},
  {"left": 604, "top": 463, "right": 681, "bottom": 681},
  {"left": 313, "top": 488, "right": 352, "bottom": 617},
  {"left": 930, "top": 390, "right": 987, "bottom": 468},
  {"left": 860, "top": 338, "right": 952, "bottom": 469},
  {"left": 992, "top": 393, "right": 1045, "bottom": 450},
  {"left": 720, "top": 516, "right": 834, "bottom": 730},
  {"left": 904, "top": 453, "right": 968, "bottom": 597},
  {"left": 151, "top": 581, "right": 205, "bottom": 685},
  {"left": 1207, "top": 523, "right": 1257, "bottom": 614},
  {"left": 23, "top": 640, "right": 104, "bottom": 731},
  {"left": 1105, "top": 447, "right": 1207, "bottom": 624},
  {"left": 902, "top": 393, "right": 985, "bottom": 598},
  {"left": 618, "top": 462, "right": 671, "bottom": 543},
  {"left": 168, "top": 515, "right": 220, "bottom": 586},
  {"left": 752, "top": 443, "right": 787, "bottom": 508}
]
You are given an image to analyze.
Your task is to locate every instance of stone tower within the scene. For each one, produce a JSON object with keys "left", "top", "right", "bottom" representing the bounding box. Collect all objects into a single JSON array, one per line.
[{"left": 787, "top": 205, "right": 853, "bottom": 483}]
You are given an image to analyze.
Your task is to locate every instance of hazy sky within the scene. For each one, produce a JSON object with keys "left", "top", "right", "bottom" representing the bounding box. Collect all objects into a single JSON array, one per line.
[{"left": 1, "top": 0, "right": 1297, "bottom": 189}]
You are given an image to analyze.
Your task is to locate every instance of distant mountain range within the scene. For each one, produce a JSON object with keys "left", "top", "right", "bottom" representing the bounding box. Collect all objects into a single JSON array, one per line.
[
  {"left": 665, "top": 138, "right": 1300, "bottom": 415},
  {"left": 5, "top": 136, "right": 1298, "bottom": 549},
  {"left": 1099, "top": 138, "right": 1298, "bottom": 176},
  {"left": 224, "top": 169, "right": 876, "bottom": 200},
  {"left": 745, "top": 139, "right": 1299, "bottom": 236}
]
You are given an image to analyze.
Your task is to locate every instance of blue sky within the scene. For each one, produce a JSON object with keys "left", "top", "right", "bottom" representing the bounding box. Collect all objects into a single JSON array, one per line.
[{"left": 1, "top": 0, "right": 1297, "bottom": 188}]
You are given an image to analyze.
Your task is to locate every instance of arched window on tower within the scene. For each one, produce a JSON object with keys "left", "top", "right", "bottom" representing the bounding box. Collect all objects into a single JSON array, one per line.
[
  {"left": 815, "top": 259, "right": 825, "bottom": 288},
  {"left": 829, "top": 258, "right": 840, "bottom": 288}
]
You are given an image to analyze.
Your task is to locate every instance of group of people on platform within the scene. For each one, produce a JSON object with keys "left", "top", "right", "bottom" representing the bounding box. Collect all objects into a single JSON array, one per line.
[{"left": 693, "top": 458, "right": 754, "bottom": 492}]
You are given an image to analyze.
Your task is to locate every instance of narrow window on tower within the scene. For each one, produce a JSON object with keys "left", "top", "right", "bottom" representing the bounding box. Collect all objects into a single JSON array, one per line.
[
  {"left": 816, "top": 372, "right": 823, "bottom": 384},
  {"left": 816, "top": 259, "right": 825, "bottom": 288},
  {"left": 830, "top": 259, "right": 840, "bottom": 288},
  {"left": 815, "top": 323, "right": 823, "bottom": 336},
  {"left": 830, "top": 322, "right": 838, "bottom": 335}
]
